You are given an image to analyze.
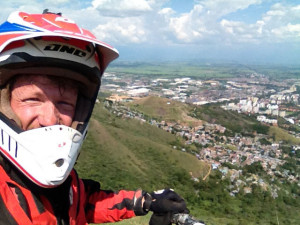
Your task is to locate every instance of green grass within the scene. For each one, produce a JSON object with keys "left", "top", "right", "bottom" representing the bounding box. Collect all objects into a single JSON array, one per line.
[
  {"left": 191, "top": 104, "right": 269, "bottom": 135},
  {"left": 127, "top": 97, "right": 273, "bottom": 137},
  {"left": 107, "top": 62, "right": 300, "bottom": 79},
  {"left": 108, "top": 62, "right": 252, "bottom": 79},
  {"left": 106, "top": 214, "right": 151, "bottom": 225},
  {"left": 127, "top": 96, "right": 196, "bottom": 124},
  {"left": 269, "top": 126, "right": 300, "bottom": 145}
]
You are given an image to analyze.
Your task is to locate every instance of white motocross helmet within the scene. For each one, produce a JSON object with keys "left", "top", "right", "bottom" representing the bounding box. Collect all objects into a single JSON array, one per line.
[{"left": 0, "top": 10, "right": 119, "bottom": 187}]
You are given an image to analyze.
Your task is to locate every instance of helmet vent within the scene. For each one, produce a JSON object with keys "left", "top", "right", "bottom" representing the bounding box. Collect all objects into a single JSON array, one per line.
[{"left": 55, "top": 158, "right": 64, "bottom": 167}]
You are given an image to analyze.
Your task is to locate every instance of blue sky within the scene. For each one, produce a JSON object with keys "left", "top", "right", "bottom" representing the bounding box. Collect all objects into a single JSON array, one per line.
[
  {"left": 163, "top": 0, "right": 195, "bottom": 14},
  {"left": 1, "top": 0, "right": 300, "bottom": 65}
]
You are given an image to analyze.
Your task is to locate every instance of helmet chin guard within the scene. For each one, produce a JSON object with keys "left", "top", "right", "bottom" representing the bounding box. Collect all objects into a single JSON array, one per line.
[
  {"left": 0, "top": 121, "right": 87, "bottom": 187},
  {"left": 0, "top": 10, "right": 119, "bottom": 188}
]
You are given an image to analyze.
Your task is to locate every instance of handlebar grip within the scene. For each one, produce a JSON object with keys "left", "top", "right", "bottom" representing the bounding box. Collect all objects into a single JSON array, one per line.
[{"left": 171, "top": 213, "right": 206, "bottom": 225}]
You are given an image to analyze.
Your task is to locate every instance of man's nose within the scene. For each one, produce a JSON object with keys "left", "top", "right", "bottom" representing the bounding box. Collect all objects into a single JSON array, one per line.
[{"left": 38, "top": 102, "right": 59, "bottom": 127}]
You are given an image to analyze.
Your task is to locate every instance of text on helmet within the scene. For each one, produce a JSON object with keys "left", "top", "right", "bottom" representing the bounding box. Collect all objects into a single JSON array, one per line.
[{"left": 44, "top": 44, "right": 87, "bottom": 57}]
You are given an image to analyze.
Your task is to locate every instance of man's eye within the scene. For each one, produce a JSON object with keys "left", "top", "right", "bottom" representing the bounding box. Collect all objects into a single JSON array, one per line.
[
  {"left": 59, "top": 101, "right": 72, "bottom": 106},
  {"left": 24, "top": 98, "right": 40, "bottom": 102},
  {"left": 58, "top": 101, "right": 75, "bottom": 109}
]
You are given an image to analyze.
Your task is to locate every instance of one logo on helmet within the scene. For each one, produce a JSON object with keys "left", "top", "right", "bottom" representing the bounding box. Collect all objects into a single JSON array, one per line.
[{"left": 44, "top": 44, "right": 86, "bottom": 57}]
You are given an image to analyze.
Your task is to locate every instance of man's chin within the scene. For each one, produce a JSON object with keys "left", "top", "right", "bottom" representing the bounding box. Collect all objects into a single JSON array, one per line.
[{"left": 26, "top": 124, "right": 40, "bottom": 131}]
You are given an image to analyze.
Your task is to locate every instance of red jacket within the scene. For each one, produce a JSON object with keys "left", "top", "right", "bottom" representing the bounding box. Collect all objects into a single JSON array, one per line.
[{"left": 0, "top": 164, "right": 146, "bottom": 225}]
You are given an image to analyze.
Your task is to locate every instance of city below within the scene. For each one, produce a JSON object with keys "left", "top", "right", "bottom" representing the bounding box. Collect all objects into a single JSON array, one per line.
[{"left": 100, "top": 69, "right": 299, "bottom": 198}]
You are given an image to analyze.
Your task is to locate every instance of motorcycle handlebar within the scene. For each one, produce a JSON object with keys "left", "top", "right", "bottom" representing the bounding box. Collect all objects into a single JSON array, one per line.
[{"left": 171, "top": 213, "right": 206, "bottom": 225}]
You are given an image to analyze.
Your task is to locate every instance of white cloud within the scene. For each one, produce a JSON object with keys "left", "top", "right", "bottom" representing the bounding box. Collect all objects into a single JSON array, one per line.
[
  {"left": 84, "top": 0, "right": 176, "bottom": 45},
  {"left": 0, "top": 1, "right": 47, "bottom": 23},
  {"left": 200, "top": 0, "right": 262, "bottom": 17},
  {"left": 166, "top": 0, "right": 300, "bottom": 45},
  {"left": 158, "top": 7, "right": 175, "bottom": 17},
  {"left": 168, "top": 4, "right": 211, "bottom": 43},
  {"left": 93, "top": 17, "right": 147, "bottom": 43},
  {"left": 0, "top": 0, "right": 299, "bottom": 52},
  {"left": 167, "top": 0, "right": 264, "bottom": 44},
  {"left": 91, "top": 0, "right": 152, "bottom": 17},
  {"left": 45, "top": 0, "right": 70, "bottom": 4},
  {"left": 0, "top": 0, "right": 80, "bottom": 22},
  {"left": 272, "top": 23, "right": 300, "bottom": 39},
  {"left": 253, "top": 3, "right": 300, "bottom": 42}
]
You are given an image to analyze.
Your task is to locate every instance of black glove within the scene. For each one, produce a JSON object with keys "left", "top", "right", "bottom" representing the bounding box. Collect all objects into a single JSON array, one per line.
[
  {"left": 147, "top": 189, "right": 189, "bottom": 225},
  {"left": 149, "top": 212, "right": 173, "bottom": 225}
]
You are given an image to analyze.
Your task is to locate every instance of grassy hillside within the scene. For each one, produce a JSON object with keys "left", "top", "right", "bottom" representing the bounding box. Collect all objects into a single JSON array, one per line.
[
  {"left": 75, "top": 103, "right": 209, "bottom": 191},
  {"left": 127, "top": 96, "right": 203, "bottom": 126},
  {"left": 126, "top": 97, "right": 300, "bottom": 146},
  {"left": 127, "top": 97, "right": 270, "bottom": 136},
  {"left": 269, "top": 126, "right": 300, "bottom": 145},
  {"left": 191, "top": 104, "right": 270, "bottom": 135}
]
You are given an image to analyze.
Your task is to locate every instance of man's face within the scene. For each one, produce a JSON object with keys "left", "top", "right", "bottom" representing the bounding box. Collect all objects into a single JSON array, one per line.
[{"left": 10, "top": 75, "right": 78, "bottom": 130}]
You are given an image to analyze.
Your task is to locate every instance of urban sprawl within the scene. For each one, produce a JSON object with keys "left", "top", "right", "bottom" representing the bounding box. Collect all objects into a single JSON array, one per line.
[{"left": 101, "top": 71, "right": 300, "bottom": 197}]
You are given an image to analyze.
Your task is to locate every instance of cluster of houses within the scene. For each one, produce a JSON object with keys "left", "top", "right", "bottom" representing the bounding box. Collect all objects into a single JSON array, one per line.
[
  {"left": 222, "top": 89, "right": 299, "bottom": 128},
  {"left": 101, "top": 71, "right": 299, "bottom": 198},
  {"left": 102, "top": 72, "right": 268, "bottom": 104},
  {"left": 103, "top": 99, "right": 300, "bottom": 197},
  {"left": 102, "top": 72, "right": 299, "bottom": 129}
]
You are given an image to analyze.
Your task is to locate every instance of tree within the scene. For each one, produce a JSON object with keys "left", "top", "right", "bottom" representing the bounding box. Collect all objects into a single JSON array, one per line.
[{"left": 244, "top": 162, "right": 264, "bottom": 175}]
